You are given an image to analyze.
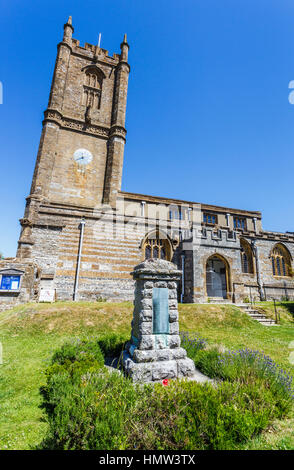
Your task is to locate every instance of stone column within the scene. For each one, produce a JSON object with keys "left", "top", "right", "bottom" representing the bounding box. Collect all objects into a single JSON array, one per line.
[
  {"left": 226, "top": 213, "right": 231, "bottom": 227},
  {"left": 123, "top": 258, "right": 196, "bottom": 383}
]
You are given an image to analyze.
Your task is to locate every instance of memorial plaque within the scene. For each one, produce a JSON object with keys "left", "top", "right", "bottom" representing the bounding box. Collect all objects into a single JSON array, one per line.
[{"left": 152, "top": 287, "right": 169, "bottom": 334}]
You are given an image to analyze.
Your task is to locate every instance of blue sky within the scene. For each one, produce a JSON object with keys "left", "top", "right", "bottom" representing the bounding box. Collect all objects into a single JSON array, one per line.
[{"left": 0, "top": 0, "right": 294, "bottom": 256}]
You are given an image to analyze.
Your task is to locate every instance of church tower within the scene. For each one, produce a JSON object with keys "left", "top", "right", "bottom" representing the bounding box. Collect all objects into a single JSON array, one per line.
[
  {"left": 1, "top": 16, "right": 294, "bottom": 309},
  {"left": 17, "top": 17, "right": 130, "bottom": 259}
]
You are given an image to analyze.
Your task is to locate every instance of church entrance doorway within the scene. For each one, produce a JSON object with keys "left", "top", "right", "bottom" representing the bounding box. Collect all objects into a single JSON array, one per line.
[{"left": 206, "top": 255, "right": 228, "bottom": 299}]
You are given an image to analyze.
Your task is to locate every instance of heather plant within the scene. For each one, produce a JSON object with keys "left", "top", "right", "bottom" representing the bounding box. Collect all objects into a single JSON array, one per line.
[
  {"left": 40, "top": 336, "right": 139, "bottom": 449},
  {"left": 39, "top": 336, "right": 294, "bottom": 450},
  {"left": 127, "top": 379, "right": 282, "bottom": 450},
  {"left": 192, "top": 347, "right": 222, "bottom": 377},
  {"left": 181, "top": 332, "right": 294, "bottom": 407},
  {"left": 50, "top": 337, "right": 104, "bottom": 367},
  {"left": 97, "top": 333, "right": 128, "bottom": 358},
  {"left": 217, "top": 348, "right": 294, "bottom": 410},
  {"left": 41, "top": 369, "right": 139, "bottom": 450},
  {"left": 180, "top": 331, "right": 221, "bottom": 376},
  {"left": 180, "top": 331, "right": 207, "bottom": 358}
]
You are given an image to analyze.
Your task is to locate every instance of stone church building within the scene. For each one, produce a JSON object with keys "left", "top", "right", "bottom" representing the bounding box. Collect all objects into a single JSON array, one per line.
[{"left": 1, "top": 17, "right": 294, "bottom": 308}]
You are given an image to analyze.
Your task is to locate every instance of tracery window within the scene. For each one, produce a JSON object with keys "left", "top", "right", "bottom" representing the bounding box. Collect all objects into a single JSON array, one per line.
[
  {"left": 240, "top": 239, "right": 254, "bottom": 274},
  {"left": 271, "top": 244, "right": 292, "bottom": 277},
  {"left": 143, "top": 232, "right": 172, "bottom": 261}
]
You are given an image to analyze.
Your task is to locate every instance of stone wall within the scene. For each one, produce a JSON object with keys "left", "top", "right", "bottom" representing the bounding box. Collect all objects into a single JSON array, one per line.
[
  {"left": 1, "top": 19, "right": 293, "bottom": 308},
  {"left": 9, "top": 197, "right": 294, "bottom": 305},
  {"left": 256, "top": 238, "right": 294, "bottom": 300},
  {"left": 182, "top": 226, "right": 294, "bottom": 303}
]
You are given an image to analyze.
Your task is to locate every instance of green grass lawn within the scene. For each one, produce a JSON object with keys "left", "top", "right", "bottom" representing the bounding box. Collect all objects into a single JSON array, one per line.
[{"left": 0, "top": 300, "right": 293, "bottom": 450}]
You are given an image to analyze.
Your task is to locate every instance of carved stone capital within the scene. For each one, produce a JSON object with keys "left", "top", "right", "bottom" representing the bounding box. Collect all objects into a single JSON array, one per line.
[
  {"left": 19, "top": 218, "right": 33, "bottom": 228},
  {"left": 109, "top": 125, "right": 127, "bottom": 140},
  {"left": 116, "top": 61, "right": 130, "bottom": 74}
]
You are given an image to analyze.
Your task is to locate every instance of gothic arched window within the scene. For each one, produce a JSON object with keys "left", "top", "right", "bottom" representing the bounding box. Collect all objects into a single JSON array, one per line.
[
  {"left": 142, "top": 231, "right": 172, "bottom": 261},
  {"left": 271, "top": 244, "right": 292, "bottom": 277},
  {"left": 240, "top": 239, "right": 254, "bottom": 274},
  {"left": 83, "top": 67, "right": 104, "bottom": 110}
]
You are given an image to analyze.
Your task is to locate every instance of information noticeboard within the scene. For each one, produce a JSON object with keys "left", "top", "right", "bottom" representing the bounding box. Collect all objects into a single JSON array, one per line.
[{"left": 0, "top": 275, "right": 20, "bottom": 290}]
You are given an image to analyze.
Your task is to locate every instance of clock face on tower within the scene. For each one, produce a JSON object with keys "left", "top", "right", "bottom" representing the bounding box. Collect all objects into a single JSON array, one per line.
[{"left": 73, "top": 148, "right": 93, "bottom": 165}]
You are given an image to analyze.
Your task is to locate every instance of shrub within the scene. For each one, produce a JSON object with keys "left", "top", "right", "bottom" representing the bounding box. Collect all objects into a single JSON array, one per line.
[
  {"left": 181, "top": 334, "right": 294, "bottom": 417},
  {"left": 126, "top": 379, "right": 279, "bottom": 450},
  {"left": 187, "top": 345, "right": 294, "bottom": 417},
  {"left": 180, "top": 331, "right": 207, "bottom": 359},
  {"left": 193, "top": 348, "right": 222, "bottom": 377},
  {"left": 217, "top": 348, "right": 294, "bottom": 415},
  {"left": 179, "top": 332, "right": 221, "bottom": 377},
  {"left": 41, "top": 370, "right": 139, "bottom": 450},
  {"left": 41, "top": 338, "right": 106, "bottom": 421},
  {"left": 40, "top": 336, "right": 139, "bottom": 450},
  {"left": 50, "top": 338, "right": 104, "bottom": 367},
  {"left": 182, "top": 334, "right": 294, "bottom": 405},
  {"left": 97, "top": 333, "right": 128, "bottom": 358},
  {"left": 40, "top": 337, "right": 294, "bottom": 450}
]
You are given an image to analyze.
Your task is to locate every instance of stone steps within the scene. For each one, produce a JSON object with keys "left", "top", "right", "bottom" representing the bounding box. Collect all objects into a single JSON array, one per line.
[
  {"left": 204, "top": 301, "right": 277, "bottom": 326},
  {"left": 237, "top": 305, "right": 277, "bottom": 326},
  {"left": 207, "top": 297, "right": 232, "bottom": 304}
]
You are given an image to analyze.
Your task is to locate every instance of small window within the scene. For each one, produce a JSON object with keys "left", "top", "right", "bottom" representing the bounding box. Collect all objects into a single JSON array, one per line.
[
  {"left": 179, "top": 207, "right": 189, "bottom": 221},
  {"left": 203, "top": 213, "right": 217, "bottom": 225},
  {"left": 169, "top": 206, "right": 180, "bottom": 220},
  {"left": 0, "top": 275, "right": 20, "bottom": 290}
]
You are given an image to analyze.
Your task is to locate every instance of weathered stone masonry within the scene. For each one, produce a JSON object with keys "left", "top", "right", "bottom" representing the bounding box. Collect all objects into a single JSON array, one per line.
[
  {"left": 123, "top": 259, "right": 196, "bottom": 383},
  {"left": 1, "top": 17, "right": 294, "bottom": 308}
]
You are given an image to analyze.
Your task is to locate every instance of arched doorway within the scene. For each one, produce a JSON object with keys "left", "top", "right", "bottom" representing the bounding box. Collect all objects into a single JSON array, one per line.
[{"left": 206, "top": 255, "right": 229, "bottom": 299}]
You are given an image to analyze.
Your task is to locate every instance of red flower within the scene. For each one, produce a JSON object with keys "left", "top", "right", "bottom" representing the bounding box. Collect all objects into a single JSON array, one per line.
[{"left": 162, "top": 379, "right": 169, "bottom": 386}]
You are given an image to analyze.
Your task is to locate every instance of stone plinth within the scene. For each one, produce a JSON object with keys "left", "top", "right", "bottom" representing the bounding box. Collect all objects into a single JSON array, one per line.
[{"left": 123, "top": 258, "right": 196, "bottom": 383}]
